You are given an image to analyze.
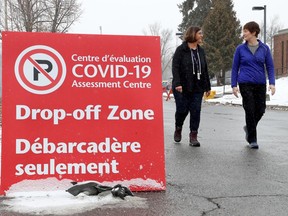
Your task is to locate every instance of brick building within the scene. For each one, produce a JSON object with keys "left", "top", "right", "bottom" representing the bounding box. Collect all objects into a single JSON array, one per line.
[{"left": 273, "top": 28, "right": 288, "bottom": 78}]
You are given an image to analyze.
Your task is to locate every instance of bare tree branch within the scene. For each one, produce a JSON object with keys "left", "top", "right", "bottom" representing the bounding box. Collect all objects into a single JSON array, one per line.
[
  {"left": 143, "top": 23, "right": 174, "bottom": 78},
  {"left": 0, "top": 0, "right": 82, "bottom": 33}
]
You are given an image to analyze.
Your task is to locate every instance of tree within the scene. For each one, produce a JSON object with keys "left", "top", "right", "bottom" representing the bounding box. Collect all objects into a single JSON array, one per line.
[
  {"left": 178, "top": 0, "right": 212, "bottom": 33},
  {"left": 202, "top": 0, "right": 242, "bottom": 85},
  {"left": 143, "top": 23, "right": 174, "bottom": 79},
  {"left": 0, "top": 0, "right": 82, "bottom": 34}
]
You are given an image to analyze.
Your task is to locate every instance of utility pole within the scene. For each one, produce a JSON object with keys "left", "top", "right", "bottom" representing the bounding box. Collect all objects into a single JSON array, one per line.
[{"left": 252, "top": 5, "right": 266, "bottom": 44}]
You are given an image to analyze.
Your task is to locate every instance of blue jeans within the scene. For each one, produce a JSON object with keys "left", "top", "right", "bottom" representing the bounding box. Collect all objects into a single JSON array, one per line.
[{"left": 173, "top": 89, "right": 203, "bottom": 132}]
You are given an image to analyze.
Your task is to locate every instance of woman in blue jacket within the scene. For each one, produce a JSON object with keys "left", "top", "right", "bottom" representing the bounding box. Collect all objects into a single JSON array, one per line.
[
  {"left": 172, "top": 26, "right": 211, "bottom": 147},
  {"left": 231, "top": 21, "right": 276, "bottom": 149}
]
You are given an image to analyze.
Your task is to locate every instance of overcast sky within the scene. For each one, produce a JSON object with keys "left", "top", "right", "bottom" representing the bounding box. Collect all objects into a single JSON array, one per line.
[{"left": 70, "top": 0, "right": 288, "bottom": 36}]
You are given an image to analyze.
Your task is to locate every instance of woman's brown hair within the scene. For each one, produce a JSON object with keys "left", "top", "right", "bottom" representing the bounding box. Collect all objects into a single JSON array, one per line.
[
  {"left": 243, "top": 21, "right": 260, "bottom": 37},
  {"left": 183, "top": 26, "right": 201, "bottom": 43}
]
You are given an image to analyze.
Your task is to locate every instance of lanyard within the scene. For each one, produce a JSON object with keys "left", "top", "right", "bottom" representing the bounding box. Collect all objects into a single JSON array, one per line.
[{"left": 191, "top": 49, "right": 201, "bottom": 80}]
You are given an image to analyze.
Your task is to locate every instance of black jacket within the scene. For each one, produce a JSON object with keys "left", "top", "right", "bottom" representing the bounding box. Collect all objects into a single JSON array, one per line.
[{"left": 172, "top": 42, "right": 211, "bottom": 93}]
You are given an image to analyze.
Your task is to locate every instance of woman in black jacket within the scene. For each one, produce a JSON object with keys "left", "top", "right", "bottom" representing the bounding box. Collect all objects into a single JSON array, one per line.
[{"left": 172, "top": 26, "right": 211, "bottom": 147}]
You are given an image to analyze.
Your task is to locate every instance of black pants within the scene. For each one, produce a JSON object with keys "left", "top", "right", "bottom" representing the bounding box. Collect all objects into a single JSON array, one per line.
[{"left": 239, "top": 83, "right": 266, "bottom": 143}]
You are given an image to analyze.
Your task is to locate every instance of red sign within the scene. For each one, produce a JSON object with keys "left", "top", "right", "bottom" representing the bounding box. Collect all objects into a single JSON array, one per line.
[{"left": 1, "top": 32, "right": 165, "bottom": 195}]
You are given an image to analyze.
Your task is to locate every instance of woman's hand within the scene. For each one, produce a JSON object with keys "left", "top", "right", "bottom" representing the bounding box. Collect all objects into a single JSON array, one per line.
[
  {"left": 204, "top": 91, "right": 211, "bottom": 97},
  {"left": 269, "top": 85, "right": 276, "bottom": 95},
  {"left": 175, "top": 86, "right": 183, "bottom": 93},
  {"left": 233, "top": 87, "right": 239, "bottom": 98}
]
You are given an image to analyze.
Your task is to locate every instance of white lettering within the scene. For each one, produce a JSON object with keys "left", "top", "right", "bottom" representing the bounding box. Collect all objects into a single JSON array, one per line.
[
  {"left": 16, "top": 139, "right": 30, "bottom": 154},
  {"left": 16, "top": 105, "right": 66, "bottom": 125},
  {"left": 16, "top": 105, "right": 30, "bottom": 120},
  {"left": 15, "top": 105, "right": 102, "bottom": 124},
  {"left": 15, "top": 159, "right": 120, "bottom": 176},
  {"left": 107, "top": 105, "right": 154, "bottom": 120},
  {"left": 71, "top": 64, "right": 128, "bottom": 78},
  {"left": 15, "top": 137, "right": 141, "bottom": 154}
]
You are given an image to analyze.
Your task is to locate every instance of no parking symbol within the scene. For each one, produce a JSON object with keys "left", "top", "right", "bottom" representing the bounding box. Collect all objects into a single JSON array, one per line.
[{"left": 15, "top": 45, "right": 66, "bottom": 94}]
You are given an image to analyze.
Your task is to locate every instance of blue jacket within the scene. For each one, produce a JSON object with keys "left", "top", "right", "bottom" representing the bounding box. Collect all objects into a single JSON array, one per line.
[{"left": 231, "top": 40, "right": 275, "bottom": 88}]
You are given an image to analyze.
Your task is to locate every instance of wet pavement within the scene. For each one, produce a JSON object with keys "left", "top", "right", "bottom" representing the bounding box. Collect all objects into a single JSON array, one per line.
[{"left": 1, "top": 100, "right": 288, "bottom": 216}]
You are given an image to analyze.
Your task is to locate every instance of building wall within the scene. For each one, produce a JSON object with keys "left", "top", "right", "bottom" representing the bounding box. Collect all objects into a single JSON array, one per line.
[{"left": 273, "top": 29, "right": 288, "bottom": 78}]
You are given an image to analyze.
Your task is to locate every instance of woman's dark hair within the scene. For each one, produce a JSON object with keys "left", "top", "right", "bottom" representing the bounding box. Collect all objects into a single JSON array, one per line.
[
  {"left": 243, "top": 21, "right": 260, "bottom": 37},
  {"left": 183, "top": 26, "right": 201, "bottom": 43}
]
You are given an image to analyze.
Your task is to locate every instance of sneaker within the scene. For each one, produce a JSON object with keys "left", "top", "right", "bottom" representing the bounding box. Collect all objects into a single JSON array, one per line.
[
  {"left": 243, "top": 126, "right": 248, "bottom": 143},
  {"left": 174, "top": 126, "right": 182, "bottom": 142},
  {"left": 248, "top": 142, "right": 259, "bottom": 149},
  {"left": 189, "top": 131, "right": 200, "bottom": 147}
]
